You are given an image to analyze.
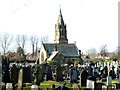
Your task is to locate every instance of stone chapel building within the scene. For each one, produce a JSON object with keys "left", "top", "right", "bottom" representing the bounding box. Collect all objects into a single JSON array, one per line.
[{"left": 39, "top": 9, "right": 83, "bottom": 64}]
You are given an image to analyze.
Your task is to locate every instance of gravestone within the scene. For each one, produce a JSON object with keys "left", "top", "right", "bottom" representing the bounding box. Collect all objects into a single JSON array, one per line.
[
  {"left": 50, "top": 84, "right": 55, "bottom": 89},
  {"left": 56, "top": 65, "right": 63, "bottom": 81},
  {"left": 109, "top": 66, "right": 116, "bottom": 79},
  {"left": 114, "top": 83, "right": 120, "bottom": 89},
  {"left": 80, "top": 70, "right": 88, "bottom": 87},
  {"left": 10, "top": 64, "right": 19, "bottom": 84},
  {"left": 31, "top": 85, "right": 39, "bottom": 90},
  {"left": 73, "top": 83, "right": 80, "bottom": 90},
  {"left": 107, "top": 76, "right": 112, "bottom": 86},
  {"left": 6, "top": 83, "right": 13, "bottom": 90},
  {"left": 77, "top": 66, "right": 81, "bottom": 76},
  {"left": 46, "top": 66, "right": 53, "bottom": 80},
  {"left": 94, "top": 67, "right": 99, "bottom": 78},
  {"left": 119, "top": 72, "right": 120, "bottom": 84},
  {"left": 33, "top": 65, "right": 43, "bottom": 85},
  {"left": 87, "top": 76, "right": 96, "bottom": 89},
  {"left": 102, "top": 85, "right": 107, "bottom": 90},
  {"left": 96, "top": 83, "right": 105, "bottom": 90},
  {"left": 87, "top": 80, "right": 94, "bottom": 90},
  {"left": 101, "top": 66, "right": 108, "bottom": 81},
  {"left": 18, "top": 69, "right": 23, "bottom": 90},
  {"left": 23, "top": 66, "right": 32, "bottom": 83},
  {"left": 104, "top": 66, "right": 108, "bottom": 77},
  {"left": 2, "top": 56, "right": 10, "bottom": 83},
  {"left": 63, "top": 70, "right": 68, "bottom": 80},
  {"left": 88, "top": 67, "right": 93, "bottom": 76},
  {"left": 70, "top": 67, "right": 77, "bottom": 83},
  {"left": 90, "top": 63, "right": 95, "bottom": 76}
]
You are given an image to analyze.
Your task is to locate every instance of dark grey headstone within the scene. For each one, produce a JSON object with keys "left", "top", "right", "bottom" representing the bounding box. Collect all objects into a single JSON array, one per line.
[
  {"left": 56, "top": 65, "right": 63, "bottom": 81},
  {"left": 70, "top": 67, "right": 77, "bottom": 83},
  {"left": 46, "top": 66, "right": 53, "bottom": 80},
  {"left": 23, "top": 66, "right": 32, "bottom": 83},
  {"left": 80, "top": 70, "right": 88, "bottom": 87},
  {"left": 33, "top": 65, "right": 43, "bottom": 85},
  {"left": 10, "top": 64, "right": 19, "bottom": 84}
]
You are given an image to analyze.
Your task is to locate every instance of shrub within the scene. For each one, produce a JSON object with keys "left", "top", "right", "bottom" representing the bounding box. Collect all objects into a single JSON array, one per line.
[{"left": 48, "top": 60, "right": 56, "bottom": 66}]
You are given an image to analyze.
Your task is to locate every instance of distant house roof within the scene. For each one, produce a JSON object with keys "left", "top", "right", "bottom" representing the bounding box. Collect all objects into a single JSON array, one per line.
[
  {"left": 43, "top": 43, "right": 80, "bottom": 58},
  {"left": 5, "top": 52, "right": 21, "bottom": 57},
  {"left": 82, "top": 53, "right": 89, "bottom": 56},
  {"left": 26, "top": 53, "right": 33, "bottom": 60},
  {"left": 97, "top": 52, "right": 114, "bottom": 57}
]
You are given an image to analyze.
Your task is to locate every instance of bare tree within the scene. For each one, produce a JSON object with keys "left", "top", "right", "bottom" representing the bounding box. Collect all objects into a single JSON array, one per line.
[
  {"left": 100, "top": 44, "right": 108, "bottom": 57},
  {"left": 21, "top": 35, "right": 26, "bottom": 51},
  {"left": 0, "top": 33, "right": 12, "bottom": 54},
  {"left": 30, "top": 35, "right": 39, "bottom": 56},
  {"left": 16, "top": 35, "right": 27, "bottom": 54},
  {"left": 29, "top": 35, "right": 49, "bottom": 57},
  {"left": 35, "top": 37, "right": 39, "bottom": 55},
  {"left": 86, "top": 48, "right": 97, "bottom": 59}
]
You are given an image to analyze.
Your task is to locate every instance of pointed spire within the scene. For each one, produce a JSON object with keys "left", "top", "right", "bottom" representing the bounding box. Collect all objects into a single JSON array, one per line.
[
  {"left": 59, "top": 5, "right": 62, "bottom": 15},
  {"left": 58, "top": 7, "right": 64, "bottom": 25}
]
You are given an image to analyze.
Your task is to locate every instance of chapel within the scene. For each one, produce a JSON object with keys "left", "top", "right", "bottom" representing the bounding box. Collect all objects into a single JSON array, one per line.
[{"left": 39, "top": 9, "right": 83, "bottom": 64}]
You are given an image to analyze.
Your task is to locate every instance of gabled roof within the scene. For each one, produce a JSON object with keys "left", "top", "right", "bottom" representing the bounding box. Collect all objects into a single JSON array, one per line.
[
  {"left": 43, "top": 43, "right": 80, "bottom": 57},
  {"left": 47, "top": 51, "right": 59, "bottom": 61}
]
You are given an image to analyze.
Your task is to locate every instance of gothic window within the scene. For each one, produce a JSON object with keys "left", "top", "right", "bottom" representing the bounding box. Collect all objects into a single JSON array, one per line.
[{"left": 41, "top": 52, "right": 44, "bottom": 62}]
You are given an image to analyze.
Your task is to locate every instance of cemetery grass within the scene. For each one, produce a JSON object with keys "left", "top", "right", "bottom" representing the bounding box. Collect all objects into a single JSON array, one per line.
[
  {"left": 15, "top": 80, "right": 72, "bottom": 89},
  {"left": 97, "top": 79, "right": 119, "bottom": 87}
]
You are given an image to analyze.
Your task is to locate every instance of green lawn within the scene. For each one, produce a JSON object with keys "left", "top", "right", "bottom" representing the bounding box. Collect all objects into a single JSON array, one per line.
[
  {"left": 20, "top": 80, "right": 71, "bottom": 89},
  {"left": 4, "top": 79, "right": 119, "bottom": 89}
]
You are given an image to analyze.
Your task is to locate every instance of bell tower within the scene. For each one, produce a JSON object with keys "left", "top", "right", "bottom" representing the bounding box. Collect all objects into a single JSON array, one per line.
[{"left": 54, "top": 9, "right": 68, "bottom": 44}]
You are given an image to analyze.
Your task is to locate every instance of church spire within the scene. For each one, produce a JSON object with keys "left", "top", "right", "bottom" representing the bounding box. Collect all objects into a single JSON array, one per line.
[
  {"left": 57, "top": 8, "right": 64, "bottom": 25},
  {"left": 54, "top": 8, "right": 68, "bottom": 44}
]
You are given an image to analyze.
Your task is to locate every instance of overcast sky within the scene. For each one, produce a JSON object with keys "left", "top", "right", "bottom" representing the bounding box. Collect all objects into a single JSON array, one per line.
[{"left": 0, "top": 0, "right": 119, "bottom": 53}]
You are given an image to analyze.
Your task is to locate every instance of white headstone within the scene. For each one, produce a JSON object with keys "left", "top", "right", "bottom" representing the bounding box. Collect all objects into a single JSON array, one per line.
[
  {"left": 107, "top": 76, "right": 112, "bottom": 86},
  {"left": 87, "top": 80, "right": 95, "bottom": 90},
  {"left": 102, "top": 85, "right": 107, "bottom": 89},
  {"left": 31, "top": 85, "right": 39, "bottom": 90},
  {"left": 114, "top": 63, "right": 117, "bottom": 74},
  {"left": 6, "top": 83, "right": 13, "bottom": 90}
]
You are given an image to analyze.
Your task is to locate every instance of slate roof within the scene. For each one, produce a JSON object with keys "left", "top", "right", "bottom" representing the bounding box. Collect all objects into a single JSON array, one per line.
[
  {"left": 47, "top": 51, "right": 59, "bottom": 61},
  {"left": 43, "top": 43, "right": 80, "bottom": 58}
]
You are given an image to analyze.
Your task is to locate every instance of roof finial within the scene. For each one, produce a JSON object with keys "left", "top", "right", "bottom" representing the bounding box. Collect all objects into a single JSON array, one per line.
[
  {"left": 59, "top": 4, "right": 61, "bottom": 9},
  {"left": 59, "top": 4, "right": 61, "bottom": 14}
]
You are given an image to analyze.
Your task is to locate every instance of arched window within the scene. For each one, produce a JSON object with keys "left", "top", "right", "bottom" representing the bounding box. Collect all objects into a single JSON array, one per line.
[{"left": 41, "top": 52, "right": 44, "bottom": 62}]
